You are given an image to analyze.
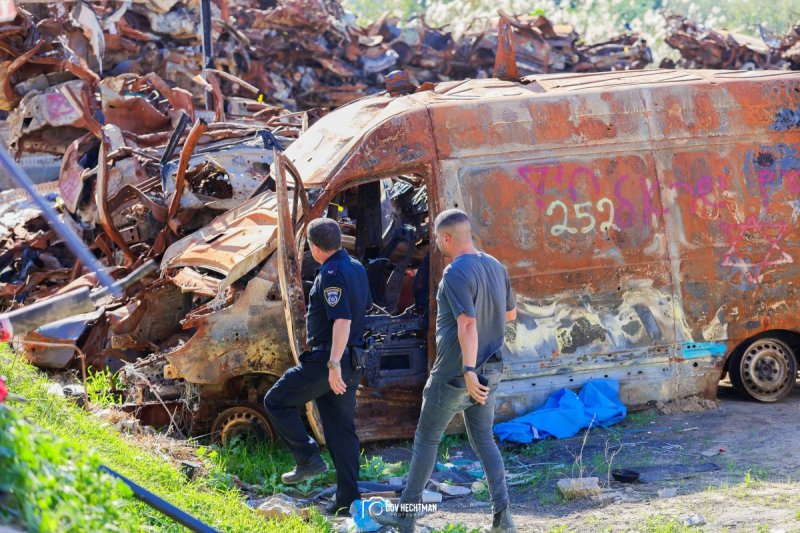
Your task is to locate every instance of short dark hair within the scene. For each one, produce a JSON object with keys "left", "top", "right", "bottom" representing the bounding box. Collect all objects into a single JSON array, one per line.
[
  {"left": 434, "top": 208, "right": 471, "bottom": 232},
  {"left": 307, "top": 218, "right": 341, "bottom": 251}
]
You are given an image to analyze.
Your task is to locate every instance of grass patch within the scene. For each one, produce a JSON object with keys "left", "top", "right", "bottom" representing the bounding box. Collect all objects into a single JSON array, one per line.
[
  {"left": 439, "top": 433, "right": 468, "bottom": 461},
  {"left": 625, "top": 409, "right": 659, "bottom": 427},
  {"left": 0, "top": 402, "right": 139, "bottom": 532},
  {"left": 431, "top": 523, "right": 482, "bottom": 533},
  {"left": 640, "top": 514, "right": 701, "bottom": 533},
  {"left": 85, "top": 366, "right": 122, "bottom": 407},
  {"left": 518, "top": 438, "right": 557, "bottom": 458},
  {"left": 0, "top": 350, "right": 330, "bottom": 532},
  {"left": 538, "top": 488, "right": 567, "bottom": 506},
  {"left": 359, "top": 452, "right": 409, "bottom": 482}
]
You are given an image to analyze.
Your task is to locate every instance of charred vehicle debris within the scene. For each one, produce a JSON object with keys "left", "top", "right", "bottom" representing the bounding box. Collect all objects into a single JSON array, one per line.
[{"left": 2, "top": 2, "right": 800, "bottom": 445}]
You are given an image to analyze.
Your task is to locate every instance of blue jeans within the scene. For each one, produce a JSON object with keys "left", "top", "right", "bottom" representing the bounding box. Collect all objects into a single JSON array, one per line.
[{"left": 400, "top": 360, "right": 509, "bottom": 513}]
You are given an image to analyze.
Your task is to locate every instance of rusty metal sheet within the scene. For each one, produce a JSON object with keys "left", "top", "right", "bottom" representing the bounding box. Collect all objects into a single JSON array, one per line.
[
  {"left": 161, "top": 133, "right": 275, "bottom": 211},
  {"left": 21, "top": 308, "right": 104, "bottom": 368},
  {"left": 7, "top": 79, "right": 100, "bottom": 155},
  {"left": 160, "top": 192, "right": 280, "bottom": 290},
  {"left": 163, "top": 257, "right": 294, "bottom": 384}
]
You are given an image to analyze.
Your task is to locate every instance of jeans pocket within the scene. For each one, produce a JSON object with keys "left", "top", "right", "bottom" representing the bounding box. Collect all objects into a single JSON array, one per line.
[{"left": 437, "top": 382, "right": 472, "bottom": 413}]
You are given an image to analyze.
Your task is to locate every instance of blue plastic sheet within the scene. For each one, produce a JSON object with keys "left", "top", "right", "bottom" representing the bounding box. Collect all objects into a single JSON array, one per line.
[{"left": 493, "top": 379, "right": 627, "bottom": 444}]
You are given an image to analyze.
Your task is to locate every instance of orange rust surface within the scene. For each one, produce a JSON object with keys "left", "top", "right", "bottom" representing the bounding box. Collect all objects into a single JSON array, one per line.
[{"left": 283, "top": 69, "right": 800, "bottom": 433}]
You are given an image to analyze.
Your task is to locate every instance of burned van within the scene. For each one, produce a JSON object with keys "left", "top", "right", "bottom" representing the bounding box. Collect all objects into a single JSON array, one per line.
[{"left": 120, "top": 69, "right": 800, "bottom": 444}]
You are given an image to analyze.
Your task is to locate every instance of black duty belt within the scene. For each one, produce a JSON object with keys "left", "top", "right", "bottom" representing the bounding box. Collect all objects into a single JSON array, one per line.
[{"left": 312, "top": 342, "right": 365, "bottom": 352}]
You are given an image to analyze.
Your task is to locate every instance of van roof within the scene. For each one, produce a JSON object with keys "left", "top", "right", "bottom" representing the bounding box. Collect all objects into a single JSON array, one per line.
[{"left": 286, "top": 69, "right": 800, "bottom": 187}]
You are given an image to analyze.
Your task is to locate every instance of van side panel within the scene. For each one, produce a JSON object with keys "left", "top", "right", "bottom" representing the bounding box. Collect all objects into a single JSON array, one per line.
[{"left": 428, "top": 72, "right": 800, "bottom": 421}]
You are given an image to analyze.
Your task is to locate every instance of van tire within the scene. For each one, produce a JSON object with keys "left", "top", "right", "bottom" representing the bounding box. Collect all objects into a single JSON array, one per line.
[{"left": 728, "top": 337, "right": 797, "bottom": 402}]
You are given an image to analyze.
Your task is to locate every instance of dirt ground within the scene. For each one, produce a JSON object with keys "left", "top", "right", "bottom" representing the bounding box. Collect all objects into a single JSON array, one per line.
[{"left": 362, "top": 379, "right": 800, "bottom": 532}]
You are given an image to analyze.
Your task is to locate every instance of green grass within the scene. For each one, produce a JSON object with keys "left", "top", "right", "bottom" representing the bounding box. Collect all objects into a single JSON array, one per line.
[
  {"left": 0, "top": 402, "right": 139, "bottom": 532},
  {"left": 0, "top": 350, "right": 330, "bottom": 532},
  {"left": 518, "top": 438, "right": 557, "bottom": 458},
  {"left": 538, "top": 488, "right": 568, "bottom": 506},
  {"left": 431, "top": 523, "right": 482, "bottom": 533},
  {"left": 640, "top": 515, "right": 702, "bottom": 533},
  {"left": 439, "top": 433, "right": 468, "bottom": 461},
  {"left": 203, "top": 438, "right": 409, "bottom": 497},
  {"left": 625, "top": 409, "right": 659, "bottom": 427},
  {"left": 85, "top": 366, "right": 122, "bottom": 407}
]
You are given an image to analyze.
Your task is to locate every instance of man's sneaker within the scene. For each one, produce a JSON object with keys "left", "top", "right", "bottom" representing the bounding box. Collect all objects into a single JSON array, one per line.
[
  {"left": 489, "top": 508, "right": 516, "bottom": 533},
  {"left": 280, "top": 455, "right": 328, "bottom": 484},
  {"left": 367, "top": 504, "right": 416, "bottom": 533},
  {"left": 323, "top": 499, "right": 350, "bottom": 517}
]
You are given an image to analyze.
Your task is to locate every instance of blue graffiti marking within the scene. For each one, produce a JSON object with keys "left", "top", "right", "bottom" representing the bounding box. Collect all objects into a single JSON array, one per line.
[
  {"left": 771, "top": 107, "right": 800, "bottom": 132},
  {"left": 681, "top": 342, "right": 727, "bottom": 359}
]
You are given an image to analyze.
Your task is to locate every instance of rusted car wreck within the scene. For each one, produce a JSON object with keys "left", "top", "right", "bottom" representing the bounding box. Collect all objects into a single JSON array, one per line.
[{"left": 54, "top": 67, "right": 794, "bottom": 445}]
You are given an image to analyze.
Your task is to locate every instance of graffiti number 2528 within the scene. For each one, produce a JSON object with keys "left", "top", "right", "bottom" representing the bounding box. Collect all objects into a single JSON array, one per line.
[{"left": 545, "top": 198, "right": 619, "bottom": 236}]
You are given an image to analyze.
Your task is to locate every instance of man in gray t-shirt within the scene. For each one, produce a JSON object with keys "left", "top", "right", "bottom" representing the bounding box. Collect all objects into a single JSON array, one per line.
[
  {"left": 370, "top": 209, "right": 517, "bottom": 533},
  {"left": 431, "top": 251, "right": 516, "bottom": 384}
]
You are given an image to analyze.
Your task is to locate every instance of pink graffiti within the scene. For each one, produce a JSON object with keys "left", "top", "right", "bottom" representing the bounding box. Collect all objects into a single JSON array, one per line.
[
  {"left": 720, "top": 217, "right": 793, "bottom": 285},
  {"left": 45, "top": 92, "right": 78, "bottom": 123}
]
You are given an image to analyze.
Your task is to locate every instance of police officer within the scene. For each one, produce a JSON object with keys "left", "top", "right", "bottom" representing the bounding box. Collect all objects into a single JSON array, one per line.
[{"left": 264, "top": 217, "right": 372, "bottom": 517}]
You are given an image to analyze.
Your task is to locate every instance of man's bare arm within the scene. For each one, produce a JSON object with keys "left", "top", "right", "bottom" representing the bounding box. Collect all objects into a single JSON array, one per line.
[
  {"left": 506, "top": 307, "right": 517, "bottom": 322},
  {"left": 330, "top": 318, "right": 351, "bottom": 363},
  {"left": 456, "top": 313, "right": 478, "bottom": 368}
]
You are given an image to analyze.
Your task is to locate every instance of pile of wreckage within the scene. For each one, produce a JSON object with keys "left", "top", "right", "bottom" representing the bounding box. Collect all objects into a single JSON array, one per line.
[
  {"left": 662, "top": 13, "right": 800, "bottom": 70},
  {"left": 0, "top": 0, "right": 651, "bottom": 437},
  {"left": 10, "top": 0, "right": 800, "bottom": 438}
]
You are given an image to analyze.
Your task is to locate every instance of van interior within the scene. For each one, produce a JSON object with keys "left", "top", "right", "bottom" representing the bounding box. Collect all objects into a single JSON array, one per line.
[{"left": 300, "top": 177, "right": 431, "bottom": 390}]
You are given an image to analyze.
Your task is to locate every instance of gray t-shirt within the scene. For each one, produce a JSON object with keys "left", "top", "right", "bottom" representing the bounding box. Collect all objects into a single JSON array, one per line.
[{"left": 430, "top": 252, "right": 516, "bottom": 383}]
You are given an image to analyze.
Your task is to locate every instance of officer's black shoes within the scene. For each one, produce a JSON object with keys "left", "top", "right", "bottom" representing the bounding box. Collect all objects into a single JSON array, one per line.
[
  {"left": 323, "top": 499, "right": 350, "bottom": 517},
  {"left": 280, "top": 455, "right": 328, "bottom": 484},
  {"left": 367, "top": 506, "right": 416, "bottom": 533},
  {"left": 488, "top": 508, "right": 516, "bottom": 533}
]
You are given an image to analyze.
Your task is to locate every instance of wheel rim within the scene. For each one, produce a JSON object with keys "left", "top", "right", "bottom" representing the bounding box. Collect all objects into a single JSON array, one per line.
[
  {"left": 740, "top": 339, "right": 795, "bottom": 401},
  {"left": 213, "top": 408, "right": 274, "bottom": 447}
]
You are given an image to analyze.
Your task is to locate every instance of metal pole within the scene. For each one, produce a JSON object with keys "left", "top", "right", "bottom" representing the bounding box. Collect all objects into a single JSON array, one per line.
[
  {"left": 200, "top": 0, "right": 214, "bottom": 111},
  {"left": 99, "top": 466, "right": 221, "bottom": 533},
  {"left": 0, "top": 146, "right": 121, "bottom": 297}
]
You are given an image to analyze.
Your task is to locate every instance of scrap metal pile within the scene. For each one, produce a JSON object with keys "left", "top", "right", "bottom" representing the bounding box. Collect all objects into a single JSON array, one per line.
[
  {"left": 662, "top": 13, "right": 800, "bottom": 70},
  {"left": 0, "top": 0, "right": 651, "bottom": 432},
  {"left": 0, "top": 1, "right": 653, "bottom": 310}
]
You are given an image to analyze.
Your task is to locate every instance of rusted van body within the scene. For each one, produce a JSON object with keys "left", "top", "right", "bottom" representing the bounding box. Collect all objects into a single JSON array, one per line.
[{"left": 132, "top": 69, "right": 800, "bottom": 443}]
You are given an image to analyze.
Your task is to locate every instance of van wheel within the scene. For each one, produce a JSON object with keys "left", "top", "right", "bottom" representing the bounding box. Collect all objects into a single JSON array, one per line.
[
  {"left": 729, "top": 338, "right": 797, "bottom": 402},
  {"left": 212, "top": 405, "right": 275, "bottom": 447}
]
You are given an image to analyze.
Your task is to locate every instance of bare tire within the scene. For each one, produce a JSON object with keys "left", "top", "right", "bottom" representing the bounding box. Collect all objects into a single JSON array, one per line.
[
  {"left": 211, "top": 405, "right": 275, "bottom": 446},
  {"left": 729, "top": 338, "right": 797, "bottom": 402}
]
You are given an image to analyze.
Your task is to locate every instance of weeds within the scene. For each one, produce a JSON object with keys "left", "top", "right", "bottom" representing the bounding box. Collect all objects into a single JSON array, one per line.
[
  {"left": 431, "top": 524, "right": 481, "bottom": 533},
  {"left": 439, "top": 434, "right": 467, "bottom": 461},
  {"left": 0, "top": 349, "right": 327, "bottom": 532},
  {"left": 85, "top": 367, "right": 121, "bottom": 407},
  {"left": 359, "top": 452, "right": 408, "bottom": 482},
  {"left": 625, "top": 409, "right": 659, "bottom": 427},
  {"left": 0, "top": 404, "right": 139, "bottom": 532},
  {"left": 640, "top": 515, "right": 701, "bottom": 533}
]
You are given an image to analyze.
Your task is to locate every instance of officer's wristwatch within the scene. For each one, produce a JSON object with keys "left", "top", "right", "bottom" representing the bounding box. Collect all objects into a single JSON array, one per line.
[
  {"left": 327, "top": 360, "right": 341, "bottom": 369},
  {"left": 462, "top": 365, "right": 476, "bottom": 374}
]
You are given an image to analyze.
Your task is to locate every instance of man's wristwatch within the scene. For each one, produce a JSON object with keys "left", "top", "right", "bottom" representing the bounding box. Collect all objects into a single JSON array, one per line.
[
  {"left": 327, "top": 360, "right": 341, "bottom": 369},
  {"left": 462, "top": 365, "right": 476, "bottom": 374}
]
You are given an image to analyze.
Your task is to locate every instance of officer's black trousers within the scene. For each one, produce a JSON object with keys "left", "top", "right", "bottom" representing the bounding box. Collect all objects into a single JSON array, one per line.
[{"left": 264, "top": 348, "right": 362, "bottom": 507}]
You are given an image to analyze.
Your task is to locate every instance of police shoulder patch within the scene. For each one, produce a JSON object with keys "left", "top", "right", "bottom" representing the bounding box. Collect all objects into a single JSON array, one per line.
[{"left": 324, "top": 287, "right": 342, "bottom": 307}]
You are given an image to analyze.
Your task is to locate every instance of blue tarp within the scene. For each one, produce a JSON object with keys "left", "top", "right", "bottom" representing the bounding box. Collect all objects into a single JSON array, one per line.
[{"left": 493, "top": 379, "right": 627, "bottom": 444}]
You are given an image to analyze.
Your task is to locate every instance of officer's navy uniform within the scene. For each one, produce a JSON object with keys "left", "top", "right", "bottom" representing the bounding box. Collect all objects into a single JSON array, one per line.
[{"left": 265, "top": 248, "right": 372, "bottom": 509}]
